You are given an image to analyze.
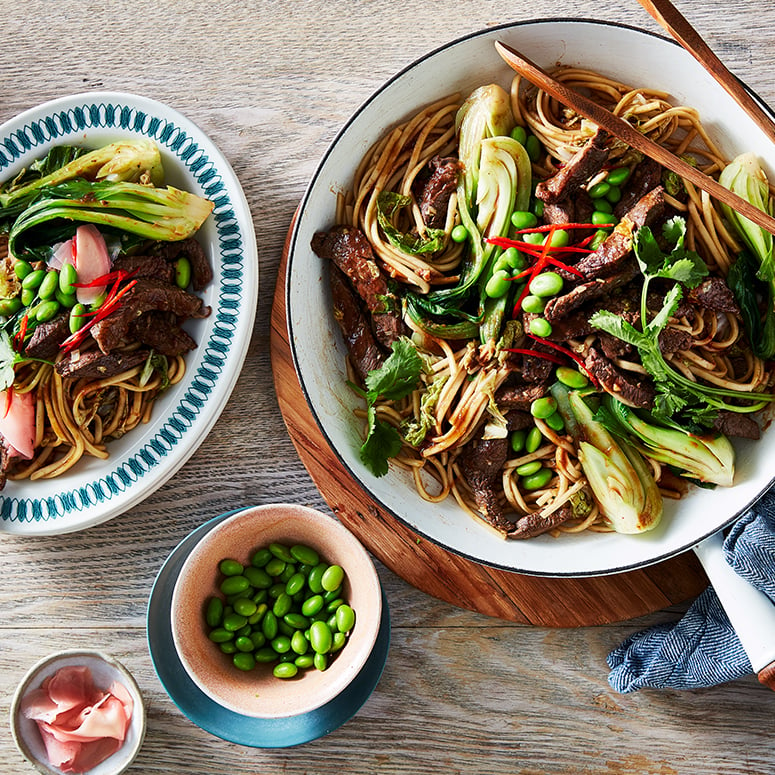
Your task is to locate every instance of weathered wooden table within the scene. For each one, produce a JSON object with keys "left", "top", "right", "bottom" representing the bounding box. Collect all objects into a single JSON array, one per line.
[{"left": 2, "top": 1, "right": 775, "bottom": 773}]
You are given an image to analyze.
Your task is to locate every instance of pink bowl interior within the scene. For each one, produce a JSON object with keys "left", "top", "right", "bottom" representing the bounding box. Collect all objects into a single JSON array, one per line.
[{"left": 170, "top": 503, "right": 382, "bottom": 718}]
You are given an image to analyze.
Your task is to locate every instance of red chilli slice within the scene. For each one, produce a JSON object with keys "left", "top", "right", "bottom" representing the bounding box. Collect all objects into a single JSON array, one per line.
[
  {"left": 526, "top": 334, "right": 601, "bottom": 388},
  {"left": 505, "top": 347, "right": 566, "bottom": 365}
]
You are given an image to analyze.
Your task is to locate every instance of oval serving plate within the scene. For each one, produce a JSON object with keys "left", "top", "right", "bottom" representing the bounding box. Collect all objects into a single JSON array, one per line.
[
  {"left": 0, "top": 92, "right": 258, "bottom": 535},
  {"left": 286, "top": 19, "right": 775, "bottom": 577}
]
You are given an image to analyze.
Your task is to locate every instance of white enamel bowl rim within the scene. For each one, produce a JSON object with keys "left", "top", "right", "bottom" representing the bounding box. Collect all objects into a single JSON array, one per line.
[
  {"left": 0, "top": 91, "right": 258, "bottom": 535},
  {"left": 169, "top": 503, "right": 383, "bottom": 719},
  {"left": 10, "top": 649, "right": 146, "bottom": 775},
  {"left": 286, "top": 18, "right": 775, "bottom": 577}
]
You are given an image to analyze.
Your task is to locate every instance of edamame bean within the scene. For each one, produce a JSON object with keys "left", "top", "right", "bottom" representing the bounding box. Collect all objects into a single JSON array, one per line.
[
  {"left": 309, "top": 620, "right": 333, "bottom": 654},
  {"left": 590, "top": 229, "right": 609, "bottom": 250},
  {"left": 233, "top": 598, "right": 257, "bottom": 617},
  {"left": 326, "top": 598, "right": 344, "bottom": 613},
  {"left": 587, "top": 180, "right": 610, "bottom": 199},
  {"left": 291, "top": 630, "right": 308, "bottom": 655},
  {"left": 533, "top": 199, "right": 544, "bottom": 217},
  {"left": 592, "top": 210, "right": 616, "bottom": 226},
  {"left": 335, "top": 604, "right": 355, "bottom": 634},
  {"left": 21, "top": 269, "right": 45, "bottom": 290},
  {"left": 264, "top": 557, "right": 286, "bottom": 577},
  {"left": 511, "top": 210, "right": 538, "bottom": 230},
  {"left": 555, "top": 366, "right": 588, "bottom": 389},
  {"left": 68, "top": 304, "right": 86, "bottom": 334},
  {"left": 510, "top": 125, "right": 528, "bottom": 145},
  {"left": 522, "top": 231, "right": 544, "bottom": 246},
  {"left": 295, "top": 654, "right": 314, "bottom": 668},
  {"left": 605, "top": 186, "right": 622, "bottom": 204},
  {"left": 528, "top": 317, "right": 553, "bottom": 338},
  {"left": 314, "top": 652, "right": 329, "bottom": 671},
  {"left": 529, "top": 272, "right": 564, "bottom": 298},
  {"left": 243, "top": 566, "right": 272, "bottom": 588},
  {"left": 220, "top": 642, "right": 237, "bottom": 654},
  {"left": 59, "top": 263, "right": 77, "bottom": 295},
  {"left": 606, "top": 166, "right": 630, "bottom": 186},
  {"left": 261, "top": 610, "right": 278, "bottom": 640},
  {"left": 301, "top": 594, "right": 325, "bottom": 617},
  {"left": 485, "top": 269, "right": 511, "bottom": 299},
  {"left": 269, "top": 542, "right": 294, "bottom": 562},
  {"left": 516, "top": 460, "right": 543, "bottom": 477},
  {"left": 38, "top": 270, "right": 59, "bottom": 300},
  {"left": 219, "top": 558, "right": 244, "bottom": 576},
  {"left": 270, "top": 635, "right": 292, "bottom": 654},
  {"left": 525, "top": 426, "right": 543, "bottom": 454},
  {"left": 290, "top": 544, "right": 319, "bottom": 566},
  {"left": 525, "top": 134, "right": 541, "bottom": 162},
  {"left": 208, "top": 628, "right": 233, "bottom": 643},
  {"left": 13, "top": 260, "right": 33, "bottom": 280},
  {"left": 223, "top": 612, "right": 248, "bottom": 631},
  {"left": 220, "top": 575, "right": 250, "bottom": 596},
  {"left": 34, "top": 299, "right": 59, "bottom": 322},
  {"left": 530, "top": 396, "right": 557, "bottom": 419},
  {"left": 233, "top": 652, "right": 256, "bottom": 671},
  {"left": 235, "top": 636, "right": 254, "bottom": 653},
  {"left": 174, "top": 257, "right": 192, "bottom": 289},
  {"left": 255, "top": 647, "right": 278, "bottom": 663},
  {"left": 332, "top": 632, "right": 347, "bottom": 653},
  {"left": 544, "top": 412, "right": 565, "bottom": 432},
  {"left": 543, "top": 229, "right": 569, "bottom": 248},
  {"left": 285, "top": 572, "right": 306, "bottom": 596},
  {"left": 279, "top": 563, "right": 297, "bottom": 583},
  {"left": 510, "top": 429, "right": 526, "bottom": 453},
  {"left": 591, "top": 197, "right": 613, "bottom": 213},
  {"left": 21, "top": 288, "right": 35, "bottom": 307},
  {"left": 285, "top": 612, "right": 310, "bottom": 630},
  {"left": 250, "top": 631, "right": 266, "bottom": 649},
  {"left": 521, "top": 295, "right": 546, "bottom": 314},
  {"left": 0, "top": 297, "right": 22, "bottom": 317},
  {"left": 307, "top": 563, "right": 326, "bottom": 593},
  {"left": 321, "top": 565, "right": 344, "bottom": 592},
  {"left": 273, "top": 592, "right": 292, "bottom": 618},
  {"left": 450, "top": 224, "right": 468, "bottom": 243},
  {"left": 206, "top": 596, "right": 224, "bottom": 627},
  {"left": 251, "top": 548, "right": 272, "bottom": 567},
  {"left": 273, "top": 662, "right": 298, "bottom": 679},
  {"left": 55, "top": 289, "right": 77, "bottom": 309},
  {"left": 521, "top": 467, "right": 553, "bottom": 490}
]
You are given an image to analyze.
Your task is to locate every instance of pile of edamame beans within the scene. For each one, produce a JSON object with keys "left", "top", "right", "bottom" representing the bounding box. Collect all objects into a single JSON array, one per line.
[
  {"left": 205, "top": 542, "right": 356, "bottom": 679},
  {"left": 509, "top": 366, "right": 589, "bottom": 492}
]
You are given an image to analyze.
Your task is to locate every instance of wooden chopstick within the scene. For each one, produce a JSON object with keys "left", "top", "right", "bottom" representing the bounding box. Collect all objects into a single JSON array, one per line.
[
  {"left": 635, "top": 0, "right": 775, "bottom": 147},
  {"left": 494, "top": 40, "right": 775, "bottom": 238}
]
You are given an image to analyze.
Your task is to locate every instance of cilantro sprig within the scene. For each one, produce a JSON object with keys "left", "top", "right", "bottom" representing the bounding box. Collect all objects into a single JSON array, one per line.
[
  {"left": 590, "top": 216, "right": 775, "bottom": 420},
  {"left": 352, "top": 337, "right": 423, "bottom": 477},
  {"left": 0, "top": 331, "right": 24, "bottom": 391}
]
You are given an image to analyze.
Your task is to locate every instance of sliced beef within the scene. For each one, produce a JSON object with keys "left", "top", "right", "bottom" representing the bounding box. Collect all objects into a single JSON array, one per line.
[
  {"left": 129, "top": 311, "right": 197, "bottom": 356},
  {"left": 614, "top": 157, "right": 663, "bottom": 218},
  {"left": 112, "top": 254, "right": 175, "bottom": 284},
  {"left": 535, "top": 129, "right": 609, "bottom": 204},
  {"left": 417, "top": 156, "right": 462, "bottom": 229},
  {"left": 55, "top": 349, "right": 149, "bottom": 380},
  {"left": 543, "top": 260, "right": 639, "bottom": 322},
  {"left": 312, "top": 225, "right": 405, "bottom": 348},
  {"left": 713, "top": 411, "right": 761, "bottom": 440},
  {"left": 152, "top": 238, "right": 213, "bottom": 291},
  {"left": 457, "top": 437, "right": 514, "bottom": 533},
  {"left": 509, "top": 503, "right": 574, "bottom": 539},
  {"left": 505, "top": 410, "right": 534, "bottom": 431},
  {"left": 658, "top": 327, "right": 692, "bottom": 354},
  {"left": 542, "top": 200, "right": 575, "bottom": 226},
  {"left": 495, "top": 382, "right": 547, "bottom": 410},
  {"left": 520, "top": 347, "right": 555, "bottom": 383},
  {"left": 584, "top": 346, "right": 655, "bottom": 408},
  {"left": 90, "top": 278, "right": 210, "bottom": 354},
  {"left": 598, "top": 332, "right": 634, "bottom": 360},
  {"left": 687, "top": 277, "right": 740, "bottom": 315},
  {"left": 24, "top": 312, "right": 70, "bottom": 360},
  {"left": 329, "top": 264, "right": 384, "bottom": 381}
]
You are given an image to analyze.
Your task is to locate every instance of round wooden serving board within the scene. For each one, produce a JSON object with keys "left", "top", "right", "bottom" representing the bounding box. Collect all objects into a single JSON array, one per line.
[{"left": 270, "top": 227, "right": 707, "bottom": 627}]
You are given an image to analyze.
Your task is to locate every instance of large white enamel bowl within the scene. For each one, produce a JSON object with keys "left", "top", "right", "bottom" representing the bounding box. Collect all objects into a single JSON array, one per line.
[
  {"left": 286, "top": 19, "right": 775, "bottom": 578},
  {"left": 0, "top": 92, "right": 258, "bottom": 535}
]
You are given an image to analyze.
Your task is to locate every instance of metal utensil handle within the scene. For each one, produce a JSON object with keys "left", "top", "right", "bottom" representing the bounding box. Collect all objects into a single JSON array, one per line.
[{"left": 693, "top": 531, "right": 775, "bottom": 689}]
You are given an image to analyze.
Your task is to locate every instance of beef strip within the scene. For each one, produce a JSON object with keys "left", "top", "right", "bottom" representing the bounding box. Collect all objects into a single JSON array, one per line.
[
  {"left": 90, "top": 278, "right": 210, "bottom": 354},
  {"left": 129, "top": 311, "right": 197, "bottom": 356},
  {"left": 569, "top": 187, "right": 666, "bottom": 280},
  {"left": 417, "top": 156, "right": 463, "bottom": 229},
  {"left": 112, "top": 254, "right": 175, "bottom": 284},
  {"left": 520, "top": 347, "right": 555, "bottom": 383},
  {"left": 329, "top": 264, "right": 384, "bottom": 381},
  {"left": 713, "top": 411, "right": 761, "bottom": 440},
  {"left": 688, "top": 277, "right": 740, "bottom": 315},
  {"left": 505, "top": 410, "right": 534, "bottom": 431},
  {"left": 614, "top": 157, "right": 663, "bottom": 218},
  {"left": 599, "top": 332, "right": 634, "bottom": 360},
  {"left": 55, "top": 349, "right": 149, "bottom": 380},
  {"left": 535, "top": 129, "right": 609, "bottom": 204},
  {"left": 457, "top": 437, "right": 514, "bottom": 533},
  {"left": 152, "top": 238, "right": 213, "bottom": 291},
  {"left": 24, "top": 312, "right": 70, "bottom": 360},
  {"left": 508, "top": 503, "right": 574, "bottom": 540},
  {"left": 543, "top": 260, "right": 639, "bottom": 322},
  {"left": 494, "top": 382, "right": 547, "bottom": 410},
  {"left": 658, "top": 327, "right": 692, "bottom": 354},
  {"left": 312, "top": 225, "right": 404, "bottom": 348},
  {"left": 584, "top": 346, "right": 655, "bottom": 408}
]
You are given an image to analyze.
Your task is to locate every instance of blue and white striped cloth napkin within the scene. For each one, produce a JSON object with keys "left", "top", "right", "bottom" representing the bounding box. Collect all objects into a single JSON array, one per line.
[{"left": 607, "top": 488, "right": 775, "bottom": 692}]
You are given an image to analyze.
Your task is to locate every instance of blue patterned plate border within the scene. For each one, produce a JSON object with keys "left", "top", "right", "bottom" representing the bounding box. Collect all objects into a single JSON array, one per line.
[{"left": 0, "top": 92, "right": 258, "bottom": 535}]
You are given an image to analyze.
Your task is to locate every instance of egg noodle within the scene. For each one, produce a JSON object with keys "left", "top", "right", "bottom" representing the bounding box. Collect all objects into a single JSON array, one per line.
[{"left": 331, "top": 67, "right": 775, "bottom": 537}]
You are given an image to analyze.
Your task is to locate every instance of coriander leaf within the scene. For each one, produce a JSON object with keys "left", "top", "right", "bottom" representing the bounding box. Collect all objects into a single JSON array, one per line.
[
  {"left": 0, "top": 331, "right": 22, "bottom": 391},
  {"left": 376, "top": 191, "right": 446, "bottom": 255},
  {"left": 588, "top": 311, "right": 646, "bottom": 348},
  {"left": 633, "top": 225, "right": 665, "bottom": 275},
  {"left": 646, "top": 284, "right": 683, "bottom": 334},
  {"left": 365, "top": 337, "right": 423, "bottom": 403},
  {"left": 360, "top": 406, "right": 403, "bottom": 477},
  {"left": 662, "top": 215, "right": 686, "bottom": 249}
]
